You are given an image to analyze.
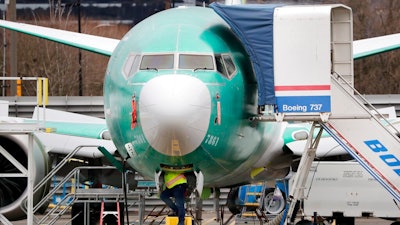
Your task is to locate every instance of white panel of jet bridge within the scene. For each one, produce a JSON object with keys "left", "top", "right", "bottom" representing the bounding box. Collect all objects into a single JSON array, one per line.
[{"left": 273, "top": 6, "right": 334, "bottom": 113}]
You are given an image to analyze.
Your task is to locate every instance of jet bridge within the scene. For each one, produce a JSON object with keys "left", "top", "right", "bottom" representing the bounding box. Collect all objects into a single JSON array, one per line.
[{"left": 211, "top": 3, "right": 400, "bottom": 224}]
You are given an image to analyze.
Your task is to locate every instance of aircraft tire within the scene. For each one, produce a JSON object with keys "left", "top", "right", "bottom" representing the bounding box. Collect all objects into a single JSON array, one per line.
[{"left": 226, "top": 187, "right": 242, "bottom": 215}]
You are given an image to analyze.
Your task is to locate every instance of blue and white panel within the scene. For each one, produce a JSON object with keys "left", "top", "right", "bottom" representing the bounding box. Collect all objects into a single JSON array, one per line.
[
  {"left": 274, "top": 6, "right": 333, "bottom": 113},
  {"left": 275, "top": 85, "right": 331, "bottom": 113}
]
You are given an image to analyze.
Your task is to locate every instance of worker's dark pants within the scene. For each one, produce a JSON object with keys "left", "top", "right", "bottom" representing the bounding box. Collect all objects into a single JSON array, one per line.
[{"left": 160, "top": 184, "right": 187, "bottom": 225}]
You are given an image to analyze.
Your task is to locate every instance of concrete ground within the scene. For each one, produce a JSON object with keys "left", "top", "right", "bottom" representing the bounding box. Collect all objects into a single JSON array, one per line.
[{"left": 10, "top": 211, "right": 397, "bottom": 225}]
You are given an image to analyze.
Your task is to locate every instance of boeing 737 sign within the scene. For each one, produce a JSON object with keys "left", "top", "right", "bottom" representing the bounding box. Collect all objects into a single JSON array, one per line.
[{"left": 275, "top": 85, "right": 331, "bottom": 113}]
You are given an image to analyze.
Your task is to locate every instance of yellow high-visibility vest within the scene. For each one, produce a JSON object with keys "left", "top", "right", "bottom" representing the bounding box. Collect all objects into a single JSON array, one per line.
[{"left": 165, "top": 172, "right": 187, "bottom": 189}]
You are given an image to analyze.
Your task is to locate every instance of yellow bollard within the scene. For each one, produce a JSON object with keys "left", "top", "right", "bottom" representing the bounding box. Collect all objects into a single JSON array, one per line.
[
  {"left": 16, "top": 79, "right": 22, "bottom": 96},
  {"left": 37, "top": 78, "right": 42, "bottom": 106},
  {"left": 43, "top": 78, "right": 48, "bottom": 106}
]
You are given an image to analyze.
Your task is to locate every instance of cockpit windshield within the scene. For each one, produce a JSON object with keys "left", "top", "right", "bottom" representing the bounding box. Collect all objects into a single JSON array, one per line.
[
  {"left": 179, "top": 54, "right": 214, "bottom": 70},
  {"left": 140, "top": 54, "right": 174, "bottom": 70},
  {"left": 123, "top": 53, "right": 237, "bottom": 79}
]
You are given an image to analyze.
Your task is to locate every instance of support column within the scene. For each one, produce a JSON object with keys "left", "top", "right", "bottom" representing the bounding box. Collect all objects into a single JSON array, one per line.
[{"left": 284, "top": 122, "right": 324, "bottom": 224}]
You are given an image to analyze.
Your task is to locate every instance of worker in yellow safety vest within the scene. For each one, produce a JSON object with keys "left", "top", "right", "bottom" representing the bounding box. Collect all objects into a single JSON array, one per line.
[{"left": 160, "top": 171, "right": 188, "bottom": 225}]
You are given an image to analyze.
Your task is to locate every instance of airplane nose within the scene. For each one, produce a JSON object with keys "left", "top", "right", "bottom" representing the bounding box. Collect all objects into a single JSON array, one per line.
[{"left": 139, "top": 75, "right": 211, "bottom": 156}]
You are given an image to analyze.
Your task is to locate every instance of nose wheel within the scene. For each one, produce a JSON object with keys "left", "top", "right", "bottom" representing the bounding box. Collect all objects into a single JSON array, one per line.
[{"left": 263, "top": 188, "right": 286, "bottom": 215}]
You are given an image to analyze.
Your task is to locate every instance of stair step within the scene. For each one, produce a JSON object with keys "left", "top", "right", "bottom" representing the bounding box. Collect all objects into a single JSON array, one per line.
[
  {"left": 241, "top": 212, "right": 257, "bottom": 217},
  {"left": 244, "top": 203, "right": 259, "bottom": 207}
]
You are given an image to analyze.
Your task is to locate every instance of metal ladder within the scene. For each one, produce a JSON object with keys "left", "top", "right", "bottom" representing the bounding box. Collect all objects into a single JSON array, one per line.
[
  {"left": 100, "top": 201, "right": 121, "bottom": 225},
  {"left": 240, "top": 183, "right": 265, "bottom": 217}
]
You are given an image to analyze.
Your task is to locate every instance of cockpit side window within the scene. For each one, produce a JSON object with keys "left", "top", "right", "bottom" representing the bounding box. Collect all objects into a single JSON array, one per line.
[
  {"left": 179, "top": 54, "right": 214, "bottom": 70},
  {"left": 215, "top": 54, "right": 236, "bottom": 79},
  {"left": 123, "top": 54, "right": 141, "bottom": 78},
  {"left": 223, "top": 55, "right": 236, "bottom": 76},
  {"left": 215, "top": 55, "right": 225, "bottom": 76},
  {"left": 140, "top": 54, "right": 174, "bottom": 70}
]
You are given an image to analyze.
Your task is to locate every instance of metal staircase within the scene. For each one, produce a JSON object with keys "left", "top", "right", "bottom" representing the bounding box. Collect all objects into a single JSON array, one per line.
[
  {"left": 279, "top": 73, "right": 400, "bottom": 224},
  {"left": 323, "top": 73, "right": 400, "bottom": 202},
  {"left": 239, "top": 183, "right": 265, "bottom": 218},
  {"left": 246, "top": 5, "right": 400, "bottom": 224},
  {"left": 33, "top": 166, "right": 129, "bottom": 225},
  {"left": 21, "top": 143, "right": 150, "bottom": 225}
]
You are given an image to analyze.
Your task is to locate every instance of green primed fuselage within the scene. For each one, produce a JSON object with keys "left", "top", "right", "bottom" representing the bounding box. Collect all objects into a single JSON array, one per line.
[{"left": 104, "top": 7, "right": 289, "bottom": 187}]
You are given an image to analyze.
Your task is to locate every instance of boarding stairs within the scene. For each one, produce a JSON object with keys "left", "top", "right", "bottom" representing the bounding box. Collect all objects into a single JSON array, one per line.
[
  {"left": 230, "top": 4, "right": 400, "bottom": 223},
  {"left": 258, "top": 72, "right": 400, "bottom": 225},
  {"left": 207, "top": 2, "right": 400, "bottom": 224},
  {"left": 323, "top": 73, "right": 400, "bottom": 201},
  {"left": 267, "top": 73, "right": 400, "bottom": 224}
]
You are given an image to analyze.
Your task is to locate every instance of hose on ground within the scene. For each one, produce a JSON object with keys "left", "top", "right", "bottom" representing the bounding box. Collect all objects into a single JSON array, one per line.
[{"left": 265, "top": 210, "right": 285, "bottom": 225}]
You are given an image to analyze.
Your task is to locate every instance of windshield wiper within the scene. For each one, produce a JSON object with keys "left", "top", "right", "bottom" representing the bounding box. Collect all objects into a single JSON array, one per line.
[
  {"left": 194, "top": 67, "right": 211, "bottom": 71},
  {"left": 144, "top": 67, "right": 158, "bottom": 71}
]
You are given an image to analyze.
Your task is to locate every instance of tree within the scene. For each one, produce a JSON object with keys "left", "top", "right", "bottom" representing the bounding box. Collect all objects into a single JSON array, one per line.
[
  {"left": 2, "top": 0, "right": 400, "bottom": 96},
  {"left": 0, "top": 1, "right": 130, "bottom": 96}
]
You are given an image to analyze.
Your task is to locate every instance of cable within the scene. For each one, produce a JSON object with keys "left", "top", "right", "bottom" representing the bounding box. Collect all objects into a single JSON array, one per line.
[{"left": 122, "top": 159, "right": 130, "bottom": 225}]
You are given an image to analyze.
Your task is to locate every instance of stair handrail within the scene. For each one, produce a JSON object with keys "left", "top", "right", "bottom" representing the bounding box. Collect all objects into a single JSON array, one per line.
[{"left": 331, "top": 71, "right": 400, "bottom": 139}]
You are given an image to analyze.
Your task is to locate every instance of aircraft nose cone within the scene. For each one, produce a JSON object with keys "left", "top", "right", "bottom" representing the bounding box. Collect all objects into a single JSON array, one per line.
[{"left": 139, "top": 75, "right": 211, "bottom": 156}]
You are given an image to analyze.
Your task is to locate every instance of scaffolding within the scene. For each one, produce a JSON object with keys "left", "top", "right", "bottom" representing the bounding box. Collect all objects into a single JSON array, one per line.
[{"left": 29, "top": 150, "right": 152, "bottom": 225}]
